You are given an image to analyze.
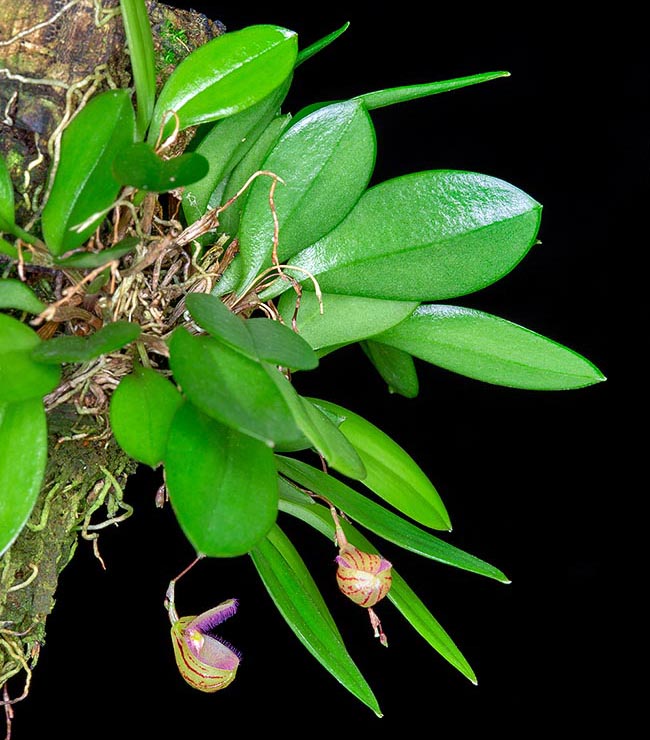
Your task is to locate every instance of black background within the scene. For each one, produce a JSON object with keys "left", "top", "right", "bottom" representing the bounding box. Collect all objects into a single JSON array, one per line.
[{"left": 16, "top": 2, "right": 636, "bottom": 737}]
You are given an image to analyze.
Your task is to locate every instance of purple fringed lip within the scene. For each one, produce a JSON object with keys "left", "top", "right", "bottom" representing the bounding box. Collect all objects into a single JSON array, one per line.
[{"left": 187, "top": 598, "right": 239, "bottom": 635}]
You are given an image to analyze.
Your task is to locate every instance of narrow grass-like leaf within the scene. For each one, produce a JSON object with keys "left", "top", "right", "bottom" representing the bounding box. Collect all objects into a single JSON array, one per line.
[
  {"left": 0, "top": 314, "right": 61, "bottom": 402},
  {"left": 375, "top": 304, "right": 606, "bottom": 390},
  {"left": 0, "top": 154, "right": 15, "bottom": 232},
  {"left": 112, "top": 143, "right": 209, "bottom": 192},
  {"left": 295, "top": 22, "right": 350, "bottom": 66},
  {"left": 356, "top": 71, "right": 510, "bottom": 110},
  {"left": 277, "top": 458, "right": 509, "bottom": 582},
  {"left": 54, "top": 237, "right": 138, "bottom": 268},
  {"left": 0, "top": 398, "right": 48, "bottom": 556},
  {"left": 110, "top": 365, "right": 183, "bottom": 467},
  {"left": 148, "top": 25, "right": 297, "bottom": 143},
  {"left": 250, "top": 524, "right": 382, "bottom": 717},
  {"left": 361, "top": 340, "right": 419, "bottom": 398},
  {"left": 276, "top": 499, "right": 477, "bottom": 683},
  {"left": 30, "top": 321, "right": 141, "bottom": 364},
  {"left": 310, "top": 399, "right": 450, "bottom": 530},
  {"left": 41, "top": 90, "right": 136, "bottom": 256},
  {"left": 236, "top": 99, "right": 376, "bottom": 294},
  {"left": 168, "top": 327, "right": 301, "bottom": 446},
  {"left": 119, "top": 0, "right": 156, "bottom": 139},
  {"left": 261, "top": 171, "right": 541, "bottom": 302},
  {"left": 278, "top": 291, "right": 418, "bottom": 352},
  {"left": 0, "top": 279, "right": 45, "bottom": 314},
  {"left": 165, "top": 402, "right": 278, "bottom": 556}
]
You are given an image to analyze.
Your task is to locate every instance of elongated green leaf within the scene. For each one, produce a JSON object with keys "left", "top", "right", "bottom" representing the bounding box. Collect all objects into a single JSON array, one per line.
[
  {"left": 168, "top": 327, "right": 301, "bottom": 446},
  {"left": 310, "top": 399, "right": 450, "bottom": 530},
  {"left": 375, "top": 304, "right": 606, "bottom": 390},
  {"left": 0, "top": 398, "right": 48, "bottom": 556},
  {"left": 276, "top": 499, "right": 476, "bottom": 683},
  {"left": 0, "top": 279, "right": 45, "bottom": 314},
  {"left": 0, "top": 154, "right": 15, "bottom": 232},
  {"left": 110, "top": 365, "right": 183, "bottom": 467},
  {"left": 149, "top": 25, "right": 297, "bottom": 143},
  {"left": 53, "top": 237, "right": 139, "bottom": 268},
  {"left": 119, "top": 0, "right": 156, "bottom": 139},
  {"left": 355, "top": 71, "right": 510, "bottom": 110},
  {"left": 0, "top": 237, "right": 19, "bottom": 259},
  {"left": 0, "top": 314, "right": 61, "bottom": 402},
  {"left": 261, "top": 171, "right": 542, "bottom": 301},
  {"left": 361, "top": 340, "right": 419, "bottom": 398},
  {"left": 41, "top": 90, "right": 136, "bottom": 255},
  {"left": 251, "top": 524, "right": 382, "bottom": 716},
  {"left": 235, "top": 99, "right": 376, "bottom": 294},
  {"left": 278, "top": 290, "right": 418, "bottom": 353},
  {"left": 295, "top": 22, "right": 349, "bottom": 66},
  {"left": 165, "top": 402, "right": 278, "bottom": 556},
  {"left": 182, "top": 81, "right": 291, "bottom": 227},
  {"left": 112, "top": 143, "right": 208, "bottom": 192},
  {"left": 264, "top": 369, "right": 366, "bottom": 480},
  {"left": 276, "top": 457, "right": 508, "bottom": 582},
  {"left": 277, "top": 475, "right": 313, "bottom": 505},
  {"left": 30, "top": 321, "right": 141, "bottom": 364}
]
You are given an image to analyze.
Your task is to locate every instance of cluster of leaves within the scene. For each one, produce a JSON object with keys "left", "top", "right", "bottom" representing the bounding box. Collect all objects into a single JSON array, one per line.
[{"left": 0, "top": 0, "right": 604, "bottom": 715}]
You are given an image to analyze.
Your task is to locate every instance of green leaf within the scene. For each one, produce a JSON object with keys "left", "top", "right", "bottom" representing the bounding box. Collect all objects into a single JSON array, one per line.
[
  {"left": 119, "top": 0, "right": 156, "bottom": 139},
  {"left": 0, "top": 314, "right": 61, "bottom": 402},
  {"left": 278, "top": 291, "right": 418, "bottom": 353},
  {"left": 109, "top": 365, "right": 183, "bottom": 467},
  {"left": 0, "top": 279, "right": 45, "bottom": 314},
  {"left": 167, "top": 327, "right": 301, "bottom": 447},
  {"left": 235, "top": 99, "right": 376, "bottom": 294},
  {"left": 276, "top": 500, "right": 476, "bottom": 683},
  {"left": 185, "top": 293, "right": 318, "bottom": 370},
  {"left": 148, "top": 25, "right": 298, "bottom": 143},
  {"left": 295, "top": 22, "right": 349, "bottom": 66},
  {"left": 309, "top": 399, "right": 451, "bottom": 530},
  {"left": 355, "top": 71, "right": 510, "bottom": 110},
  {"left": 263, "top": 369, "right": 366, "bottom": 480},
  {"left": 112, "top": 143, "right": 209, "bottom": 192},
  {"left": 0, "top": 398, "right": 48, "bottom": 557},
  {"left": 250, "top": 524, "right": 382, "bottom": 717},
  {"left": 261, "top": 171, "right": 542, "bottom": 301},
  {"left": 53, "top": 237, "right": 139, "bottom": 268},
  {"left": 165, "top": 401, "right": 278, "bottom": 556},
  {"left": 361, "top": 340, "right": 419, "bottom": 398},
  {"left": 375, "top": 304, "right": 606, "bottom": 390},
  {"left": 276, "top": 457, "right": 509, "bottom": 582},
  {"left": 0, "top": 154, "right": 15, "bottom": 232},
  {"left": 41, "top": 89, "right": 136, "bottom": 256},
  {"left": 182, "top": 81, "right": 291, "bottom": 227},
  {"left": 0, "top": 237, "right": 19, "bottom": 260},
  {"left": 30, "top": 321, "right": 141, "bottom": 364}
]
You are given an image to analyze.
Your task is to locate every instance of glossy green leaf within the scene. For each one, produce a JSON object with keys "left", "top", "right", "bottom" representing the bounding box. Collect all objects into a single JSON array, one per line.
[
  {"left": 261, "top": 171, "right": 542, "bottom": 301},
  {"left": 110, "top": 365, "right": 183, "bottom": 467},
  {"left": 375, "top": 304, "right": 606, "bottom": 390},
  {"left": 30, "top": 321, "right": 141, "bottom": 364},
  {"left": 168, "top": 327, "right": 301, "bottom": 447},
  {"left": 310, "top": 399, "right": 451, "bottom": 530},
  {"left": 235, "top": 99, "right": 376, "bottom": 294},
  {"left": 0, "top": 237, "right": 19, "bottom": 259},
  {"left": 182, "top": 81, "right": 291, "bottom": 227},
  {"left": 295, "top": 22, "right": 349, "bottom": 66},
  {"left": 277, "top": 457, "right": 509, "bottom": 582},
  {"left": 0, "top": 279, "right": 45, "bottom": 314},
  {"left": 53, "top": 237, "right": 139, "bottom": 268},
  {"left": 355, "top": 71, "right": 510, "bottom": 110},
  {"left": 278, "top": 291, "right": 418, "bottom": 353},
  {"left": 0, "top": 154, "right": 15, "bottom": 232},
  {"left": 112, "top": 143, "right": 209, "bottom": 192},
  {"left": 148, "top": 25, "right": 297, "bottom": 143},
  {"left": 361, "top": 340, "right": 419, "bottom": 398},
  {"left": 277, "top": 475, "right": 313, "bottom": 505},
  {"left": 0, "top": 398, "right": 48, "bottom": 557},
  {"left": 250, "top": 524, "right": 382, "bottom": 717},
  {"left": 165, "top": 401, "right": 278, "bottom": 556},
  {"left": 119, "top": 0, "right": 156, "bottom": 139},
  {"left": 264, "top": 369, "right": 366, "bottom": 480},
  {"left": 0, "top": 314, "right": 61, "bottom": 402},
  {"left": 41, "top": 89, "right": 136, "bottom": 256},
  {"left": 276, "top": 500, "right": 476, "bottom": 683}
]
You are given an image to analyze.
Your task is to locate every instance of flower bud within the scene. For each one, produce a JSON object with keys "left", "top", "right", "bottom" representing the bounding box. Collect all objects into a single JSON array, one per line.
[{"left": 335, "top": 545, "right": 392, "bottom": 608}]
